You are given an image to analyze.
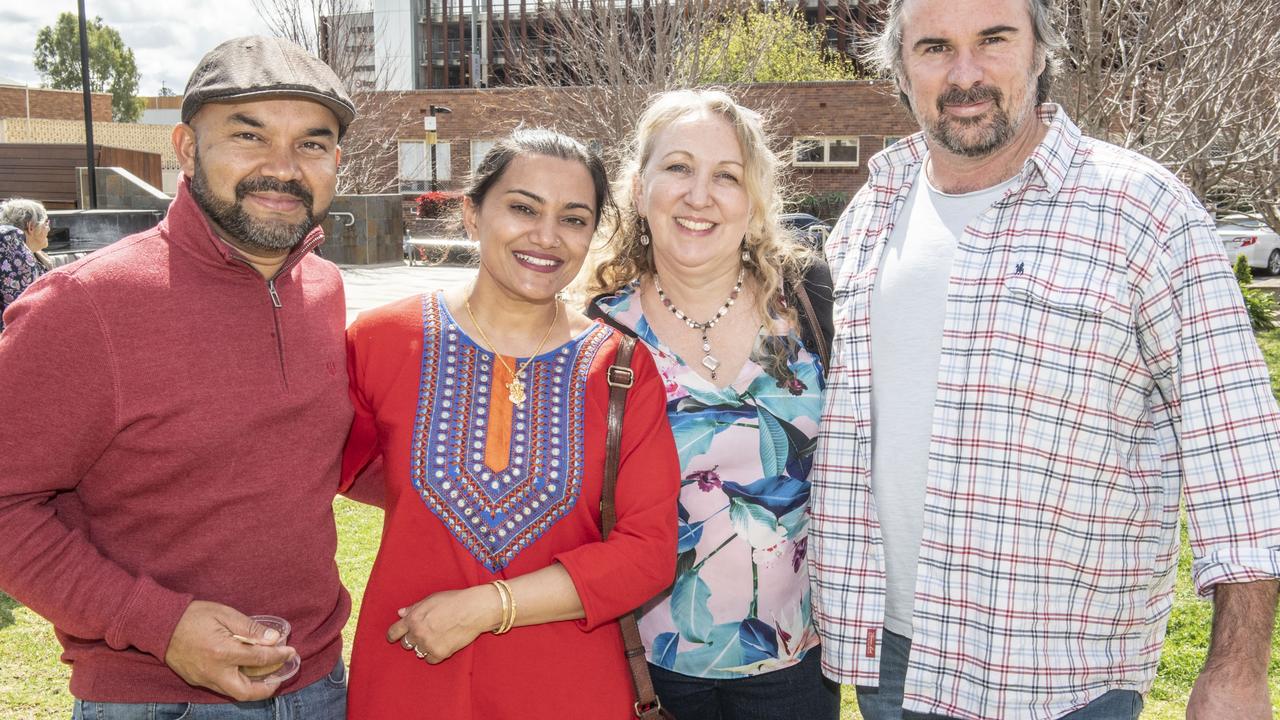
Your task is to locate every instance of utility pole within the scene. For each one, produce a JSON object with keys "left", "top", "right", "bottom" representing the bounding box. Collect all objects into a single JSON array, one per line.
[
  {"left": 77, "top": 0, "right": 98, "bottom": 209},
  {"left": 427, "top": 104, "right": 452, "bottom": 191},
  {"left": 470, "top": 0, "right": 479, "bottom": 87}
]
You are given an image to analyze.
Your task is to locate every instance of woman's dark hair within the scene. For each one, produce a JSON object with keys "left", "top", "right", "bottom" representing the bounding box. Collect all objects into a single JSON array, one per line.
[{"left": 465, "top": 127, "right": 614, "bottom": 230}]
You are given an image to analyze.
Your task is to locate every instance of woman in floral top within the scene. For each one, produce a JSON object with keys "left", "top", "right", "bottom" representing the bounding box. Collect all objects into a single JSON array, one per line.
[
  {"left": 590, "top": 90, "right": 837, "bottom": 719},
  {"left": 0, "top": 198, "right": 53, "bottom": 333}
]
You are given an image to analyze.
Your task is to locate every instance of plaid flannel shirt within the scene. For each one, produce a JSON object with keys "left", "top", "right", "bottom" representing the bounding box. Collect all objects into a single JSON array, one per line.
[{"left": 810, "top": 105, "right": 1280, "bottom": 719}]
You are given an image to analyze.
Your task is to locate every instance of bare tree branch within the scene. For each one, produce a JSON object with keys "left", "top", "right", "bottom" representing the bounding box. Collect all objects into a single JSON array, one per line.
[
  {"left": 1059, "top": 0, "right": 1280, "bottom": 219},
  {"left": 253, "top": 0, "right": 416, "bottom": 194},
  {"left": 493, "top": 0, "right": 802, "bottom": 168}
]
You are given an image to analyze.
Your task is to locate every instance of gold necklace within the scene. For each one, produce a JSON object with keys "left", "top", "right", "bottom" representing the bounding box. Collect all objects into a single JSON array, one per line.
[{"left": 464, "top": 299, "right": 559, "bottom": 406}]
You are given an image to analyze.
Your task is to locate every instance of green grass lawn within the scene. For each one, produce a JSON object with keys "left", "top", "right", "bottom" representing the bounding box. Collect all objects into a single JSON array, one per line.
[
  {"left": 4, "top": 332, "right": 1280, "bottom": 719},
  {"left": 1258, "top": 329, "right": 1280, "bottom": 400},
  {"left": 5, "top": 505, "right": 1278, "bottom": 719},
  {"left": 1, "top": 500, "right": 1278, "bottom": 718}
]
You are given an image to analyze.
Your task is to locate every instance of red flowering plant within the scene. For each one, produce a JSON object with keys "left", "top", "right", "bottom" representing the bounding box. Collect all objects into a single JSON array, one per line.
[{"left": 414, "top": 191, "right": 463, "bottom": 218}]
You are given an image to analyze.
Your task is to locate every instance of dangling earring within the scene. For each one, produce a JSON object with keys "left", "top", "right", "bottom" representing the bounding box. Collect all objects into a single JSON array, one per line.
[
  {"left": 640, "top": 234, "right": 650, "bottom": 247},
  {"left": 638, "top": 216, "right": 650, "bottom": 246},
  {"left": 741, "top": 244, "right": 751, "bottom": 264}
]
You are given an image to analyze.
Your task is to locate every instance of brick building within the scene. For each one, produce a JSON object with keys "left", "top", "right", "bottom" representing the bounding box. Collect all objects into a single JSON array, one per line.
[
  {"left": 0, "top": 77, "right": 919, "bottom": 217},
  {"left": 0, "top": 85, "right": 112, "bottom": 124},
  {"left": 382, "top": 80, "right": 916, "bottom": 209}
]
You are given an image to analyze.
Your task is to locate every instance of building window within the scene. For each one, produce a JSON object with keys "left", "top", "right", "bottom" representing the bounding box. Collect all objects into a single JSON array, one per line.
[
  {"left": 793, "top": 136, "right": 860, "bottom": 167},
  {"left": 398, "top": 140, "right": 451, "bottom": 193},
  {"left": 883, "top": 136, "right": 903, "bottom": 150},
  {"left": 471, "top": 139, "right": 497, "bottom": 172}
]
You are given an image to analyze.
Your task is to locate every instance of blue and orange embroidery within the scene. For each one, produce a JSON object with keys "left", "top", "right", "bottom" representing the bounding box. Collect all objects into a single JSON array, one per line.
[{"left": 410, "top": 293, "right": 610, "bottom": 572}]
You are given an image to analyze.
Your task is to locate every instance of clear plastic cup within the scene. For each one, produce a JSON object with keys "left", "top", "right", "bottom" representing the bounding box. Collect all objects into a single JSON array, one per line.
[{"left": 239, "top": 615, "right": 300, "bottom": 683}]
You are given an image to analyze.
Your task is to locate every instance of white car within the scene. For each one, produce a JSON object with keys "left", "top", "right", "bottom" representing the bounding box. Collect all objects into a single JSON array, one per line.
[{"left": 1217, "top": 214, "right": 1280, "bottom": 275}]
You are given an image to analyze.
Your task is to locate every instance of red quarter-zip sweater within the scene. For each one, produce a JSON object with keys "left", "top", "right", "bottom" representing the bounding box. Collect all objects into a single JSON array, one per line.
[{"left": 0, "top": 177, "right": 353, "bottom": 702}]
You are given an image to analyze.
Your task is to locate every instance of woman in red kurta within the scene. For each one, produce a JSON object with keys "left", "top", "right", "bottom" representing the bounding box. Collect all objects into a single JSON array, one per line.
[{"left": 341, "top": 129, "right": 680, "bottom": 719}]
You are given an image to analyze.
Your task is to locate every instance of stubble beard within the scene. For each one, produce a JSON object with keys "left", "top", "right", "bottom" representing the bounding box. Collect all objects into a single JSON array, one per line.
[
  {"left": 189, "top": 151, "right": 320, "bottom": 253},
  {"left": 917, "top": 72, "right": 1038, "bottom": 159}
]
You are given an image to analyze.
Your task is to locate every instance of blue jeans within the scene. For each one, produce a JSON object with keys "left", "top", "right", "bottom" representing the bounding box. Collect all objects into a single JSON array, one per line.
[
  {"left": 856, "top": 630, "right": 1143, "bottom": 720},
  {"left": 648, "top": 647, "right": 840, "bottom": 720},
  {"left": 71, "top": 660, "right": 346, "bottom": 720}
]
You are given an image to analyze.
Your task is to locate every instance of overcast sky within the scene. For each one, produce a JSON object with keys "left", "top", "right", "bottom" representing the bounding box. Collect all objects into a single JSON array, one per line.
[{"left": 0, "top": 1, "right": 273, "bottom": 94}]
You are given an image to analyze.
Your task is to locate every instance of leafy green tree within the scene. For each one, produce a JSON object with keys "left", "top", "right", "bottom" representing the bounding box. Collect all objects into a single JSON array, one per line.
[
  {"left": 33, "top": 13, "right": 144, "bottom": 123},
  {"left": 696, "top": 6, "right": 858, "bottom": 84}
]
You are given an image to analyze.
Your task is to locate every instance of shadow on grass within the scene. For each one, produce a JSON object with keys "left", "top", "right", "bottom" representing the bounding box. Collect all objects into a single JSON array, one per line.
[{"left": 0, "top": 591, "right": 18, "bottom": 630}]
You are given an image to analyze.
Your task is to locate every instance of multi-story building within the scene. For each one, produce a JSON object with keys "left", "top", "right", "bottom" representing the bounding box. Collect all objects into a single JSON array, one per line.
[
  {"left": 345, "top": 0, "right": 883, "bottom": 90},
  {"left": 320, "top": 11, "right": 381, "bottom": 90}
]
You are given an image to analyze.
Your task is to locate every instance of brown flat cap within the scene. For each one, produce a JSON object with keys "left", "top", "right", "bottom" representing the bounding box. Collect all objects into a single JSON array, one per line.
[{"left": 182, "top": 35, "right": 357, "bottom": 138}]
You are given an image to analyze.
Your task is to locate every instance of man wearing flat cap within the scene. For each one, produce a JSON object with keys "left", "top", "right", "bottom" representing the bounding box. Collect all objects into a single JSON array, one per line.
[{"left": 0, "top": 36, "right": 357, "bottom": 717}]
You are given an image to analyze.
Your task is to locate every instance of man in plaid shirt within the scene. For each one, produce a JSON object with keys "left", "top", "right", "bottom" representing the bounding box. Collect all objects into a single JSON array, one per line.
[{"left": 810, "top": 0, "right": 1280, "bottom": 717}]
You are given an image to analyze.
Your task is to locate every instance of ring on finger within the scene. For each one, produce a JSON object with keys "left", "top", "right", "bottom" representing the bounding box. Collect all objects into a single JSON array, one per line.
[
  {"left": 413, "top": 644, "right": 427, "bottom": 659},
  {"left": 402, "top": 637, "right": 413, "bottom": 650}
]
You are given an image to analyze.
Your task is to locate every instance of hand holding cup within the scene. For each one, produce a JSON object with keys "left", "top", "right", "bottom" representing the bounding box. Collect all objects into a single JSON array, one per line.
[
  {"left": 233, "top": 615, "right": 300, "bottom": 683},
  {"left": 164, "top": 601, "right": 299, "bottom": 701}
]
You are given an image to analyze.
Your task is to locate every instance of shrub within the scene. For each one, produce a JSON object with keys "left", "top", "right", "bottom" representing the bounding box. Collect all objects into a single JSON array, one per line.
[
  {"left": 1234, "top": 254, "right": 1278, "bottom": 332},
  {"left": 787, "top": 192, "right": 851, "bottom": 222},
  {"left": 415, "top": 191, "right": 463, "bottom": 219}
]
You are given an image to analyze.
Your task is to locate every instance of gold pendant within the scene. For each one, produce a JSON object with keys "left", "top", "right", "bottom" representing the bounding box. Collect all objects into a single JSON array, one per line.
[{"left": 507, "top": 378, "right": 527, "bottom": 405}]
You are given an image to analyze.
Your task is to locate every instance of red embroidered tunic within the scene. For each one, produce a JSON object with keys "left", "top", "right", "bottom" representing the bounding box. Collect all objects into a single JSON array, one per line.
[{"left": 342, "top": 293, "right": 680, "bottom": 719}]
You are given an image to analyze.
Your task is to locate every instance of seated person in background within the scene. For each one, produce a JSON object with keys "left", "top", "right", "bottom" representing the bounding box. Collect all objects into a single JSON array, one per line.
[{"left": 0, "top": 197, "right": 53, "bottom": 331}]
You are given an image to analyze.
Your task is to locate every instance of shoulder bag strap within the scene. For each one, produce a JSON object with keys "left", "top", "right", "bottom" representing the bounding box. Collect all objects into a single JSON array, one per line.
[
  {"left": 586, "top": 294, "right": 640, "bottom": 340},
  {"left": 792, "top": 276, "right": 830, "bottom": 371},
  {"left": 600, "top": 334, "right": 673, "bottom": 720},
  {"left": 601, "top": 334, "right": 636, "bottom": 537}
]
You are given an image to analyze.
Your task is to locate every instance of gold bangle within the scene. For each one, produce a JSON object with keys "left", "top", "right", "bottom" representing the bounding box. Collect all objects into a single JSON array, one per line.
[
  {"left": 490, "top": 580, "right": 510, "bottom": 635},
  {"left": 490, "top": 580, "right": 514, "bottom": 635},
  {"left": 502, "top": 580, "right": 517, "bottom": 633},
  {"left": 497, "top": 579, "right": 516, "bottom": 634}
]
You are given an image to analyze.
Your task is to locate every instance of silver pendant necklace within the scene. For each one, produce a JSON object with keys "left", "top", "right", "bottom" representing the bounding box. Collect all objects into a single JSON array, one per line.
[{"left": 653, "top": 268, "right": 744, "bottom": 380}]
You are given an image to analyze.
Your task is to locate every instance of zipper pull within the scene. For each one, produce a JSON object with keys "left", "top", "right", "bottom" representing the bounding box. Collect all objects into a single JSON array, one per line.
[{"left": 268, "top": 280, "right": 282, "bottom": 308}]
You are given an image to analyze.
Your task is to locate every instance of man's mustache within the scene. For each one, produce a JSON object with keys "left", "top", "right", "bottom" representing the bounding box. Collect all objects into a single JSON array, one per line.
[
  {"left": 235, "top": 177, "right": 314, "bottom": 209},
  {"left": 936, "top": 85, "right": 1003, "bottom": 114}
]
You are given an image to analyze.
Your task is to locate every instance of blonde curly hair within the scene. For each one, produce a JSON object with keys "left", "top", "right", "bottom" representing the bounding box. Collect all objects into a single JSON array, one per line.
[{"left": 588, "top": 89, "right": 813, "bottom": 329}]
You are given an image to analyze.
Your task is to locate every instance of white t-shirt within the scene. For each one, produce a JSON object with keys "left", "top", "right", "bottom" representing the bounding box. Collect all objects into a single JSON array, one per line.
[{"left": 869, "top": 163, "right": 1019, "bottom": 638}]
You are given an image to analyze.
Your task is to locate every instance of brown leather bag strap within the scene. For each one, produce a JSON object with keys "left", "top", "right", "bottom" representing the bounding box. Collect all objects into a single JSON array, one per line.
[
  {"left": 792, "top": 277, "right": 830, "bottom": 371},
  {"left": 601, "top": 334, "right": 636, "bottom": 537},
  {"left": 601, "top": 334, "right": 672, "bottom": 719}
]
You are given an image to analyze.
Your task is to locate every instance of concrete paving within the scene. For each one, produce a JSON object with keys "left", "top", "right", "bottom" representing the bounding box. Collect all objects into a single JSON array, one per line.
[
  {"left": 339, "top": 259, "right": 1280, "bottom": 326},
  {"left": 340, "top": 261, "right": 478, "bottom": 326},
  {"left": 1251, "top": 274, "right": 1280, "bottom": 298}
]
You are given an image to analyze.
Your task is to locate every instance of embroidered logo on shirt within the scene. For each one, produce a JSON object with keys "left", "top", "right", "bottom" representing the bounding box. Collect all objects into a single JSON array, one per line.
[{"left": 1015, "top": 262, "right": 1026, "bottom": 275}]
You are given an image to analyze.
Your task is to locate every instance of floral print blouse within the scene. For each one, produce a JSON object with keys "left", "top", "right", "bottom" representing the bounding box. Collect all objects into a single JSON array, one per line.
[
  {"left": 0, "top": 225, "right": 46, "bottom": 333},
  {"left": 596, "top": 283, "right": 825, "bottom": 679}
]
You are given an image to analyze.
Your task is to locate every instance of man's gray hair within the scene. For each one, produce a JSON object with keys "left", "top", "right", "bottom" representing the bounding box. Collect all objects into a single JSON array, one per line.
[
  {"left": 0, "top": 198, "right": 48, "bottom": 231},
  {"left": 868, "top": 0, "right": 1066, "bottom": 108}
]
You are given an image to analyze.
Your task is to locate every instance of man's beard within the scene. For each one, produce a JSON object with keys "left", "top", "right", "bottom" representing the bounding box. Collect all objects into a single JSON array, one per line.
[
  {"left": 920, "top": 80, "right": 1034, "bottom": 158},
  {"left": 190, "top": 154, "right": 319, "bottom": 253}
]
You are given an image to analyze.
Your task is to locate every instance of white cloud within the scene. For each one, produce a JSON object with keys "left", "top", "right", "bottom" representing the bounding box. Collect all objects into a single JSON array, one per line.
[{"left": 0, "top": 2, "right": 274, "bottom": 95}]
